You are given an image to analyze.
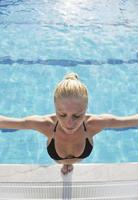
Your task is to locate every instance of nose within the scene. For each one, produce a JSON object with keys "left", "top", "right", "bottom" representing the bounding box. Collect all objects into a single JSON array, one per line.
[{"left": 65, "top": 118, "right": 74, "bottom": 128}]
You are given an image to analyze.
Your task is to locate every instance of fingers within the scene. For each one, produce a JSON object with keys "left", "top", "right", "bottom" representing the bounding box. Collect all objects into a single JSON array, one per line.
[
  {"left": 61, "top": 164, "right": 74, "bottom": 175},
  {"left": 61, "top": 164, "right": 68, "bottom": 175},
  {"left": 67, "top": 164, "right": 73, "bottom": 172}
]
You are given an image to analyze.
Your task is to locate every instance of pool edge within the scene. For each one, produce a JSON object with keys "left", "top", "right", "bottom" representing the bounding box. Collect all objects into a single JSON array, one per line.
[{"left": 0, "top": 162, "right": 138, "bottom": 182}]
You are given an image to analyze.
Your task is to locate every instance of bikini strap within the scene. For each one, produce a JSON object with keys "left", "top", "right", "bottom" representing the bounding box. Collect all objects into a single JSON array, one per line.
[
  {"left": 53, "top": 121, "right": 58, "bottom": 132},
  {"left": 83, "top": 122, "right": 87, "bottom": 132}
]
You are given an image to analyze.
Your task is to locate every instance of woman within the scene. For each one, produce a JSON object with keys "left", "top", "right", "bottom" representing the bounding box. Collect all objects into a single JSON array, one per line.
[{"left": 0, "top": 72, "right": 138, "bottom": 175}]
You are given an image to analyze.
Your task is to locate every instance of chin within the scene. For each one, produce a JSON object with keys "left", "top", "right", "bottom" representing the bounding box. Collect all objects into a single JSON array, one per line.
[{"left": 64, "top": 127, "right": 77, "bottom": 134}]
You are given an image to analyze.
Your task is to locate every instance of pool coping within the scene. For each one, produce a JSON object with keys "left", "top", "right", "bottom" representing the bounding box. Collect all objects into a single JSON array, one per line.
[{"left": 0, "top": 162, "right": 138, "bottom": 183}]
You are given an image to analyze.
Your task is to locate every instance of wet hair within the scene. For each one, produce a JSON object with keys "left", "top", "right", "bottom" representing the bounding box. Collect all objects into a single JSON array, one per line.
[{"left": 54, "top": 72, "right": 88, "bottom": 106}]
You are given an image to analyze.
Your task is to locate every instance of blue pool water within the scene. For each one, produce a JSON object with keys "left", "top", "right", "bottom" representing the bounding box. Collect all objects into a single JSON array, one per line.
[{"left": 0, "top": 0, "right": 138, "bottom": 164}]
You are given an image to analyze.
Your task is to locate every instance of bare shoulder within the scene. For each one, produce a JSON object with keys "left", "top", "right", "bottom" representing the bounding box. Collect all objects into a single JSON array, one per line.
[
  {"left": 25, "top": 114, "right": 57, "bottom": 138},
  {"left": 85, "top": 113, "right": 138, "bottom": 131},
  {"left": 85, "top": 114, "right": 105, "bottom": 137}
]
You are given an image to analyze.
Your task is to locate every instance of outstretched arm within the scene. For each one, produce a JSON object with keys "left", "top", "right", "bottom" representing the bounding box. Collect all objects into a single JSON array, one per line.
[
  {"left": 96, "top": 114, "right": 138, "bottom": 129},
  {"left": 0, "top": 115, "right": 48, "bottom": 130}
]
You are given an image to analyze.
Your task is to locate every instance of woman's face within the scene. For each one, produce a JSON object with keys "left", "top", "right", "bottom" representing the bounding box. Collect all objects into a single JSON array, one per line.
[{"left": 55, "top": 96, "right": 87, "bottom": 134}]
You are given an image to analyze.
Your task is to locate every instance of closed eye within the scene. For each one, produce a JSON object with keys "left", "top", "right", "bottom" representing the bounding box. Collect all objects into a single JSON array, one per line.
[
  {"left": 59, "top": 114, "right": 66, "bottom": 118},
  {"left": 59, "top": 114, "right": 81, "bottom": 118},
  {"left": 73, "top": 115, "right": 81, "bottom": 118},
  {"left": 58, "top": 111, "right": 83, "bottom": 119}
]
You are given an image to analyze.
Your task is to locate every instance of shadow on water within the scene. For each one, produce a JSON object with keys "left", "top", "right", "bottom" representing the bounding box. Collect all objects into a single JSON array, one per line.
[
  {"left": 0, "top": 0, "right": 24, "bottom": 15},
  {"left": 104, "top": 127, "right": 138, "bottom": 132},
  {"left": 0, "top": 129, "right": 18, "bottom": 133},
  {"left": 0, "top": 127, "right": 137, "bottom": 133},
  {"left": 0, "top": 0, "right": 24, "bottom": 8},
  {"left": 0, "top": 53, "right": 138, "bottom": 67}
]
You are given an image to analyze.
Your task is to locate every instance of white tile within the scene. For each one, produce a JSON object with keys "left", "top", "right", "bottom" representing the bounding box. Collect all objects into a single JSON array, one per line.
[{"left": 0, "top": 163, "right": 138, "bottom": 182}]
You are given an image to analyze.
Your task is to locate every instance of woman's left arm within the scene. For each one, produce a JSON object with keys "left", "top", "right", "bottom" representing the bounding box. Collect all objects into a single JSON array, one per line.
[{"left": 98, "top": 114, "right": 138, "bottom": 129}]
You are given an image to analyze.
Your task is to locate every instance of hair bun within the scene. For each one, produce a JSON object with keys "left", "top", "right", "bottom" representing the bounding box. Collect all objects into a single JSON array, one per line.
[{"left": 64, "top": 72, "right": 79, "bottom": 80}]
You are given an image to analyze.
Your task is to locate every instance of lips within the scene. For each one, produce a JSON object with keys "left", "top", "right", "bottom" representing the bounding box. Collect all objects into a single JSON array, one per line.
[{"left": 66, "top": 127, "right": 74, "bottom": 130}]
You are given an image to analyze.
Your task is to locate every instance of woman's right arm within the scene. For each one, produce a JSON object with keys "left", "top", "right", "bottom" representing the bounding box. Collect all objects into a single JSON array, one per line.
[{"left": 0, "top": 115, "right": 52, "bottom": 135}]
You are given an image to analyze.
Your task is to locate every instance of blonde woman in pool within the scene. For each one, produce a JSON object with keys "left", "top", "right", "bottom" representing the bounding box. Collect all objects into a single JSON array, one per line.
[{"left": 0, "top": 72, "right": 138, "bottom": 175}]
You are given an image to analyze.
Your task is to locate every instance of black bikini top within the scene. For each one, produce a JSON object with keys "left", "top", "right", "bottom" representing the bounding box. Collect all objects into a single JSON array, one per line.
[{"left": 47, "top": 121, "right": 93, "bottom": 160}]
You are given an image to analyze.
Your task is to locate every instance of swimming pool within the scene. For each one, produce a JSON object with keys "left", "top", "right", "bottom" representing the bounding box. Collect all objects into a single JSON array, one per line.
[{"left": 0, "top": 0, "right": 138, "bottom": 164}]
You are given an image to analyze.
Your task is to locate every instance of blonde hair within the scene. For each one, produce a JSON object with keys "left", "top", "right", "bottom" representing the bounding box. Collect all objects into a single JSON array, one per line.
[{"left": 54, "top": 72, "right": 88, "bottom": 106}]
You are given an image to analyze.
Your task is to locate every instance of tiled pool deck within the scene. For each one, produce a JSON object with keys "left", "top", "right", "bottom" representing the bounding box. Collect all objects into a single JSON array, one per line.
[
  {"left": 0, "top": 163, "right": 138, "bottom": 199},
  {"left": 0, "top": 163, "right": 138, "bottom": 182}
]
